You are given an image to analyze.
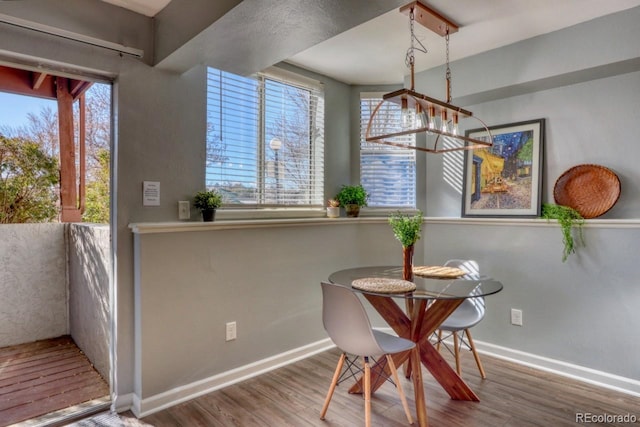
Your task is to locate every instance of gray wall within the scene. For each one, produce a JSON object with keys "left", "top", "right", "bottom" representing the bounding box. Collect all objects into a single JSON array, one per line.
[
  {"left": 69, "top": 224, "right": 111, "bottom": 381},
  {"left": 413, "top": 8, "right": 640, "bottom": 382},
  {"left": 132, "top": 220, "right": 420, "bottom": 400},
  {"left": 0, "top": 224, "right": 67, "bottom": 347}
]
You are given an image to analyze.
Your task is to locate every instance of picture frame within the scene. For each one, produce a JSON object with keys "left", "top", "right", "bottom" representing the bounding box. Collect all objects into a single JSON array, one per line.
[{"left": 462, "top": 119, "right": 545, "bottom": 217}]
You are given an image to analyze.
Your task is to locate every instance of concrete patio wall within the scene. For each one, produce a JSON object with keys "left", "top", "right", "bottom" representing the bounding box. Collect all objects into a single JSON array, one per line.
[
  {"left": 68, "top": 224, "right": 111, "bottom": 381},
  {"left": 0, "top": 224, "right": 67, "bottom": 347}
]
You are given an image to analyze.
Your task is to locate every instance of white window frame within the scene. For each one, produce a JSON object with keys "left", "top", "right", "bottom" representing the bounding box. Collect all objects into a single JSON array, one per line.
[
  {"left": 206, "top": 66, "right": 325, "bottom": 214},
  {"left": 360, "top": 92, "right": 417, "bottom": 210}
]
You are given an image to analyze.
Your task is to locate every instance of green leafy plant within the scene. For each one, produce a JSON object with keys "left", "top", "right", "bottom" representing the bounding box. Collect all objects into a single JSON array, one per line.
[
  {"left": 388, "top": 210, "right": 423, "bottom": 248},
  {"left": 0, "top": 136, "right": 59, "bottom": 223},
  {"left": 541, "top": 203, "right": 585, "bottom": 262},
  {"left": 335, "top": 184, "right": 368, "bottom": 207},
  {"left": 193, "top": 189, "right": 223, "bottom": 211}
]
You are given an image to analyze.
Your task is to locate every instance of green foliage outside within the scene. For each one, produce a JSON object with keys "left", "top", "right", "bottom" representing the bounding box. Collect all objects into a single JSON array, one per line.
[
  {"left": 335, "top": 184, "right": 369, "bottom": 207},
  {"left": 0, "top": 136, "right": 59, "bottom": 223},
  {"left": 82, "top": 148, "right": 110, "bottom": 223},
  {"left": 541, "top": 203, "right": 585, "bottom": 262},
  {"left": 388, "top": 210, "right": 423, "bottom": 248}
]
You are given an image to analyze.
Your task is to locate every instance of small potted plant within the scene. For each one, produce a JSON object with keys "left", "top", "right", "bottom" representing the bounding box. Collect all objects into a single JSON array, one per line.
[
  {"left": 335, "top": 184, "right": 368, "bottom": 217},
  {"left": 193, "top": 189, "right": 223, "bottom": 222},
  {"left": 541, "top": 203, "right": 585, "bottom": 262},
  {"left": 327, "top": 199, "right": 340, "bottom": 218},
  {"left": 388, "top": 210, "right": 423, "bottom": 280}
]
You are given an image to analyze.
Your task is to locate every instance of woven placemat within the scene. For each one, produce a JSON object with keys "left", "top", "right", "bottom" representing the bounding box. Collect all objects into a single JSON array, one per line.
[
  {"left": 413, "top": 265, "right": 465, "bottom": 278},
  {"left": 351, "top": 277, "right": 416, "bottom": 294},
  {"left": 553, "top": 164, "right": 621, "bottom": 218}
]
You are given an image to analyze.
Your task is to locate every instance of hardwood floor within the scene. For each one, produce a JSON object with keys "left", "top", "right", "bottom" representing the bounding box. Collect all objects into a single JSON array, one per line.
[
  {"left": 140, "top": 348, "right": 639, "bottom": 426},
  {"left": 0, "top": 336, "right": 109, "bottom": 426}
]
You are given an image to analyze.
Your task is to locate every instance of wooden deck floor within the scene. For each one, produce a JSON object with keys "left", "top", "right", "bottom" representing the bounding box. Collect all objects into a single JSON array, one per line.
[{"left": 0, "top": 336, "right": 109, "bottom": 426}]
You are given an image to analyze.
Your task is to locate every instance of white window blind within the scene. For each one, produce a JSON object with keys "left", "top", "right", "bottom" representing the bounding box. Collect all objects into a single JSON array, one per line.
[
  {"left": 360, "top": 94, "right": 416, "bottom": 208},
  {"left": 206, "top": 67, "right": 324, "bottom": 207}
]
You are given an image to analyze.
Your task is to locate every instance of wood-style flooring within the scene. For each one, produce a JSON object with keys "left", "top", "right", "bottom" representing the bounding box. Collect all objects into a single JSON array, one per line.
[
  {"left": 0, "top": 336, "right": 109, "bottom": 426},
  {"left": 140, "top": 348, "right": 639, "bottom": 426}
]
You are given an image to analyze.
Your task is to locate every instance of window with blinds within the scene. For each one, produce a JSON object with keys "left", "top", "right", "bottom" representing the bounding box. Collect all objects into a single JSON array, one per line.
[
  {"left": 360, "top": 93, "right": 416, "bottom": 208},
  {"left": 206, "top": 67, "right": 324, "bottom": 207}
]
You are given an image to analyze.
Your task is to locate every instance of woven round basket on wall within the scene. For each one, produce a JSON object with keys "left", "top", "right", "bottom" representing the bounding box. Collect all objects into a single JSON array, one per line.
[{"left": 553, "top": 164, "right": 621, "bottom": 219}]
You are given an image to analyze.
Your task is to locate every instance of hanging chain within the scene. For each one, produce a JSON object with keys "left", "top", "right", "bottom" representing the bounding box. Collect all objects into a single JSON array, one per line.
[
  {"left": 405, "top": 8, "right": 428, "bottom": 69},
  {"left": 445, "top": 30, "right": 452, "bottom": 102},
  {"left": 405, "top": 8, "right": 416, "bottom": 70}
]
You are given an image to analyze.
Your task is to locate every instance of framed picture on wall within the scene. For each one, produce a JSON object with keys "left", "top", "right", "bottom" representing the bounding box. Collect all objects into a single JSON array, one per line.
[{"left": 462, "top": 119, "right": 545, "bottom": 217}]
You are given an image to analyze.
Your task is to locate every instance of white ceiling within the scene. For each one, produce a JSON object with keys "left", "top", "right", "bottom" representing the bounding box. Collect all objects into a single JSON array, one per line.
[
  {"left": 100, "top": 0, "right": 170, "bottom": 17},
  {"left": 101, "top": 0, "right": 640, "bottom": 85}
]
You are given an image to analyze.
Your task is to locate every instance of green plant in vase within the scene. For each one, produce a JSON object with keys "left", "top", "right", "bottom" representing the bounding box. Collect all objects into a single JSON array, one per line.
[
  {"left": 335, "top": 184, "right": 368, "bottom": 217},
  {"left": 193, "top": 189, "right": 223, "bottom": 222},
  {"left": 541, "top": 203, "right": 585, "bottom": 262},
  {"left": 388, "top": 210, "right": 423, "bottom": 280}
]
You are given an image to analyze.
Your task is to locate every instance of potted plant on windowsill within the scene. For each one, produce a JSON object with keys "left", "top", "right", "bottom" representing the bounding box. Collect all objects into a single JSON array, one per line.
[
  {"left": 193, "top": 189, "right": 223, "bottom": 222},
  {"left": 327, "top": 199, "right": 340, "bottom": 218},
  {"left": 335, "top": 184, "right": 368, "bottom": 217}
]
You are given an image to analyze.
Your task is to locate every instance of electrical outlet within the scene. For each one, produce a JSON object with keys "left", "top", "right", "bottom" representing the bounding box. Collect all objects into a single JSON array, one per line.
[
  {"left": 178, "top": 201, "right": 190, "bottom": 219},
  {"left": 511, "top": 308, "right": 523, "bottom": 326},
  {"left": 225, "top": 321, "right": 237, "bottom": 341}
]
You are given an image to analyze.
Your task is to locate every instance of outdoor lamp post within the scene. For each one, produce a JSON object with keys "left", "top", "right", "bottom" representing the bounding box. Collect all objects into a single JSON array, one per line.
[{"left": 269, "top": 138, "right": 282, "bottom": 203}]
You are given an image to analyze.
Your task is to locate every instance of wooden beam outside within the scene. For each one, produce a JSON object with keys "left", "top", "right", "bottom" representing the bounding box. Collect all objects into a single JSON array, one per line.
[
  {"left": 56, "top": 77, "right": 81, "bottom": 223},
  {"left": 32, "top": 72, "right": 48, "bottom": 90},
  {"left": 0, "top": 65, "right": 56, "bottom": 99}
]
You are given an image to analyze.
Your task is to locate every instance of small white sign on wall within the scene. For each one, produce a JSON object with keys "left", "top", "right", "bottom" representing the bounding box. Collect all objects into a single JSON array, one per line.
[{"left": 143, "top": 181, "right": 160, "bottom": 206}]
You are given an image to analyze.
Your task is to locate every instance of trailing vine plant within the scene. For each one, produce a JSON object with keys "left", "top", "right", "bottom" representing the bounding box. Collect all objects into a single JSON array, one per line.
[{"left": 541, "top": 203, "right": 585, "bottom": 262}]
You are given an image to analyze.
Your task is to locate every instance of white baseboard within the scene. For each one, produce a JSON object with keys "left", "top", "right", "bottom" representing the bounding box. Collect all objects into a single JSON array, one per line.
[
  {"left": 113, "top": 392, "right": 134, "bottom": 413},
  {"left": 473, "top": 340, "right": 640, "bottom": 397},
  {"left": 131, "top": 338, "right": 335, "bottom": 418}
]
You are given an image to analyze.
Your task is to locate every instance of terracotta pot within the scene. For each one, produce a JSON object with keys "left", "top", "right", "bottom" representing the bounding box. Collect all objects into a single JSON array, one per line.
[{"left": 345, "top": 204, "right": 360, "bottom": 217}]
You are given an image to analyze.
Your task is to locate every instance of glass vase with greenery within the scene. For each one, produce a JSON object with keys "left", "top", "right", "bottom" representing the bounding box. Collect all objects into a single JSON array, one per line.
[{"left": 389, "top": 210, "right": 423, "bottom": 280}]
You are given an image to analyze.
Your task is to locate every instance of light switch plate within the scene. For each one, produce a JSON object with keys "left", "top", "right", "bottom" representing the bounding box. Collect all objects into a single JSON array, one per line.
[{"left": 178, "top": 201, "right": 190, "bottom": 219}]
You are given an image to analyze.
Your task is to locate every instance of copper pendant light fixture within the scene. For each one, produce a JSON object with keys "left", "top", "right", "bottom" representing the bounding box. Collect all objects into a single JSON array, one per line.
[{"left": 365, "top": 1, "right": 493, "bottom": 153}]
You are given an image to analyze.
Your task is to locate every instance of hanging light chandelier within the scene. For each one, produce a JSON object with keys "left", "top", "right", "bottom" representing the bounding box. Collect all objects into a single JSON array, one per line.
[{"left": 365, "top": 1, "right": 493, "bottom": 153}]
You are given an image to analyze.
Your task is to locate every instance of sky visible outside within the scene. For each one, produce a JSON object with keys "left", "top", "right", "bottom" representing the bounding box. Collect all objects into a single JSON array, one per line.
[{"left": 0, "top": 92, "right": 52, "bottom": 128}]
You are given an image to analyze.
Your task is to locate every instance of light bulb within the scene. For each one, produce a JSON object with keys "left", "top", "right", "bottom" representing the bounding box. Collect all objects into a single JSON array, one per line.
[
  {"left": 440, "top": 110, "right": 449, "bottom": 133},
  {"left": 451, "top": 113, "right": 459, "bottom": 135},
  {"left": 414, "top": 104, "right": 427, "bottom": 129},
  {"left": 427, "top": 106, "right": 437, "bottom": 134},
  {"left": 400, "top": 98, "right": 414, "bottom": 129}
]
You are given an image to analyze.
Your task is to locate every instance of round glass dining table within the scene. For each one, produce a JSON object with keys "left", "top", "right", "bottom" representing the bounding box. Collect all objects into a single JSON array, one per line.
[
  {"left": 327, "top": 265, "right": 504, "bottom": 427},
  {"left": 328, "top": 265, "right": 503, "bottom": 300}
]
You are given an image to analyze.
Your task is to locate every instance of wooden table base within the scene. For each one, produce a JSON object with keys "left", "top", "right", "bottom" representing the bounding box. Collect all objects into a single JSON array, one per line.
[{"left": 348, "top": 295, "right": 479, "bottom": 426}]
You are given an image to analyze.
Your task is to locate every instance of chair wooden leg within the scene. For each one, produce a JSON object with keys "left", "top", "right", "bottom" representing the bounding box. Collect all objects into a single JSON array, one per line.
[
  {"left": 453, "top": 331, "right": 461, "bottom": 376},
  {"left": 320, "top": 352, "right": 345, "bottom": 420},
  {"left": 364, "top": 357, "right": 371, "bottom": 427},
  {"left": 465, "top": 329, "right": 486, "bottom": 379},
  {"left": 386, "top": 355, "right": 413, "bottom": 425},
  {"left": 436, "top": 330, "right": 443, "bottom": 352}
]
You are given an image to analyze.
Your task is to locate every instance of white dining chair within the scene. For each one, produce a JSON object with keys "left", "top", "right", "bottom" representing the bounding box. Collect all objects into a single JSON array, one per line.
[
  {"left": 319, "top": 281, "right": 418, "bottom": 427},
  {"left": 434, "top": 259, "right": 487, "bottom": 378}
]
